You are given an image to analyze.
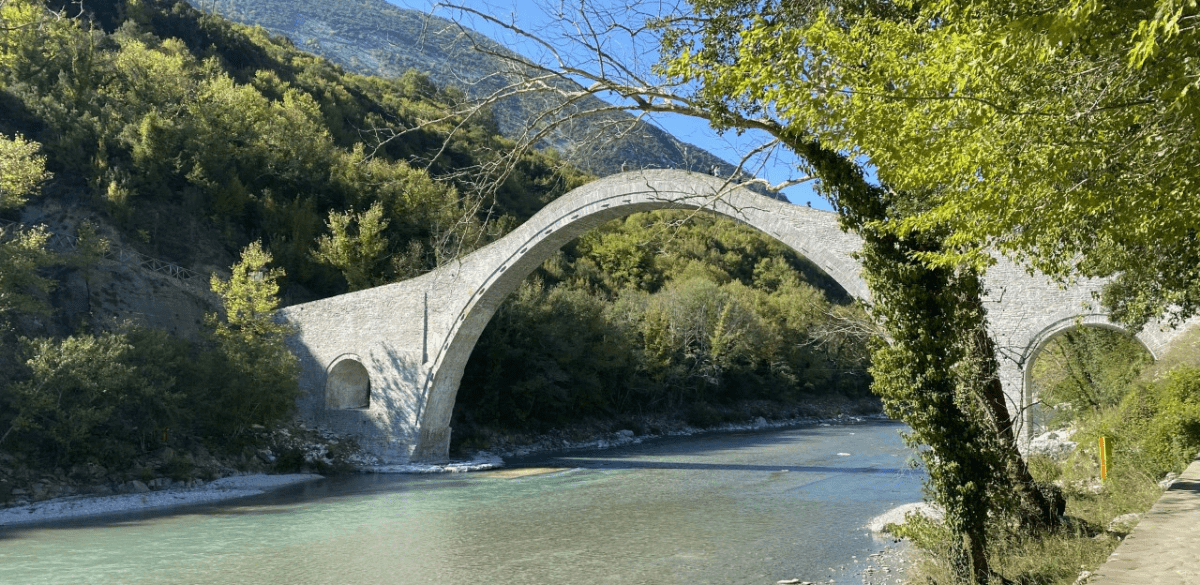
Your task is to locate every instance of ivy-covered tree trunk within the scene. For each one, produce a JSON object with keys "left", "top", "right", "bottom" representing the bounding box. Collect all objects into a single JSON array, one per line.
[
  {"left": 961, "top": 287, "right": 1065, "bottom": 531},
  {"left": 862, "top": 228, "right": 1003, "bottom": 583},
  {"left": 785, "top": 133, "right": 1061, "bottom": 582}
]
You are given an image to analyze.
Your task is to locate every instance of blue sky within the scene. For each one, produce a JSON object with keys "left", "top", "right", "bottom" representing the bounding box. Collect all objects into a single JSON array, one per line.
[{"left": 385, "top": 0, "right": 829, "bottom": 209}]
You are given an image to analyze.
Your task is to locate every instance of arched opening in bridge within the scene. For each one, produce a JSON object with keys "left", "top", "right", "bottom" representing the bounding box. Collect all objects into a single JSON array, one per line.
[
  {"left": 326, "top": 355, "right": 370, "bottom": 409},
  {"left": 451, "top": 209, "right": 873, "bottom": 450},
  {"left": 1026, "top": 325, "right": 1152, "bottom": 436}
]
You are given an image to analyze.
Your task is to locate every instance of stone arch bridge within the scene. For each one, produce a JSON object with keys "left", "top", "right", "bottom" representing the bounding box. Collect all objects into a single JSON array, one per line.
[{"left": 279, "top": 170, "right": 1194, "bottom": 462}]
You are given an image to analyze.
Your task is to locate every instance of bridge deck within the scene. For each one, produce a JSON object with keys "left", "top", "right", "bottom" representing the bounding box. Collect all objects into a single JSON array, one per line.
[{"left": 1087, "top": 453, "right": 1200, "bottom": 585}]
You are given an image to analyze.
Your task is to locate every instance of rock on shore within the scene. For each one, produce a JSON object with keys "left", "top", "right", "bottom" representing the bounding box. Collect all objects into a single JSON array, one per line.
[
  {"left": 1025, "top": 429, "right": 1078, "bottom": 461},
  {"left": 867, "top": 502, "right": 943, "bottom": 534}
]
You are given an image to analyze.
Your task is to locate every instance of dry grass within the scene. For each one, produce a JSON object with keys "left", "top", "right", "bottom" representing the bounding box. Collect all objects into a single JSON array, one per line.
[{"left": 900, "top": 446, "right": 1166, "bottom": 584}]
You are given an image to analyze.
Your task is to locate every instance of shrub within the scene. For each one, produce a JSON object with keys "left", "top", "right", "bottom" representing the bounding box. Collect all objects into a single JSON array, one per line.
[{"left": 0, "top": 327, "right": 191, "bottom": 468}]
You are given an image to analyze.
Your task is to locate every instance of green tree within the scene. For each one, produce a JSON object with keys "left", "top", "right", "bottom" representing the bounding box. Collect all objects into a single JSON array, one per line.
[
  {"left": 575, "top": 222, "right": 659, "bottom": 291},
  {"left": 0, "top": 328, "right": 192, "bottom": 468},
  {"left": 0, "top": 223, "right": 51, "bottom": 321},
  {"left": 204, "top": 240, "right": 298, "bottom": 439},
  {"left": 312, "top": 200, "right": 390, "bottom": 291},
  {"left": 1, "top": 333, "right": 141, "bottom": 465},
  {"left": 458, "top": 281, "right": 636, "bottom": 429},
  {"left": 640, "top": 277, "right": 770, "bottom": 399},
  {"left": 0, "top": 134, "right": 52, "bottom": 322},
  {"left": 658, "top": 0, "right": 1199, "bottom": 327},
  {"left": 0, "top": 133, "right": 49, "bottom": 209}
]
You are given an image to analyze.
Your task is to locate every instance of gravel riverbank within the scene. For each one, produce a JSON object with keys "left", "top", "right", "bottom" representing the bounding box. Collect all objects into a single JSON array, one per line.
[
  {"left": 0, "top": 473, "right": 322, "bottom": 527},
  {"left": 451, "top": 396, "right": 887, "bottom": 459}
]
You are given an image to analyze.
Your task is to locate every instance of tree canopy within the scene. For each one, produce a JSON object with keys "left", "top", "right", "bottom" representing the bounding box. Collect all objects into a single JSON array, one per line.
[{"left": 658, "top": 0, "right": 1199, "bottom": 327}]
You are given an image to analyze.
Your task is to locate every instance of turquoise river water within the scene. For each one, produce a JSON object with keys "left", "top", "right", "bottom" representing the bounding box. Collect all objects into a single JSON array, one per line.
[{"left": 0, "top": 419, "right": 923, "bottom": 585}]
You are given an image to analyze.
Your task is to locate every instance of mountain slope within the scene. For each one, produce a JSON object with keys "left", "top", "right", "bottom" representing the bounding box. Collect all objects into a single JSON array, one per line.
[{"left": 185, "top": 0, "right": 766, "bottom": 186}]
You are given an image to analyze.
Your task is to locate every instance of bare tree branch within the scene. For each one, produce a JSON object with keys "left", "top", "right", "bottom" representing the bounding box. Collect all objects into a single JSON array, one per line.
[{"left": 364, "top": 1, "right": 812, "bottom": 213}]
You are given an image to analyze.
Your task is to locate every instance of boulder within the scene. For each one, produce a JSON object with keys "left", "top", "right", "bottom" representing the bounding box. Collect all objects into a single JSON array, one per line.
[
  {"left": 152, "top": 447, "right": 175, "bottom": 464},
  {"left": 866, "top": 502, "right": 944, "bottom": 534},
  {"left": 120, "top": 480, "right": 151, "bottom": 494},
  {"left": 1107, "top": 513, "right": 1141, "bottom": 533}
]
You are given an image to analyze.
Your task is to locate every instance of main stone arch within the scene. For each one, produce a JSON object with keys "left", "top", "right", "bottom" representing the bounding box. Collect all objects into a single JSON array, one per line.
[
  {"left": 278, "top": 169, "right": 1198, "bottom": 462},
  {"left": 415, "top": 171, "right": 868, "bottom": 460}
]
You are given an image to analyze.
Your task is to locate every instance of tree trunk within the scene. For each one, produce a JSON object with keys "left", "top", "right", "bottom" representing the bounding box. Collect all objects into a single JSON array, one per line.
[
  {"left": 968, "top": 529, "right": 991, "bottom": 584},
  {"left": 965, "top": 289, "right": 1065, "bottom": 531}
]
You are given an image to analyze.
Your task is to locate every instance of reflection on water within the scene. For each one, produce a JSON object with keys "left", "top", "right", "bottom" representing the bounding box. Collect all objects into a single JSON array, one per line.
[{"left": 0, "top": 420, "right": 922, "bottom": 585}]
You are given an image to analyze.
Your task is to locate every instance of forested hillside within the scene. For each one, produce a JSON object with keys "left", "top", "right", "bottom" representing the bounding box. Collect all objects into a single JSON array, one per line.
[
  {"left": 6, "top": 0, "right": 592, "bottom": 298},
  {"left": 0, "top": 0, "right": 872, "bottom": 487}
]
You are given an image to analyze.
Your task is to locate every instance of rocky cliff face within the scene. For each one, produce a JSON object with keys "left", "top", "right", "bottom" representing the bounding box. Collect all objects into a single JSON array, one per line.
[{"left": 10, "top": 188, "right": 225, "bottom": 343}]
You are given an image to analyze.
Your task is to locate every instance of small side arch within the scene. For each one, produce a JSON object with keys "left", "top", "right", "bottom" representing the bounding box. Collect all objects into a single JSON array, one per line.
[
  {"left": 1020, "top": 314, "right": 1153, "bottom": 434},
  {"left": 325, "top": 354, "right": 371, "bottom": 409},
  {"left": 1022, "top": 314, "right": 1157, "bottom": 371}
]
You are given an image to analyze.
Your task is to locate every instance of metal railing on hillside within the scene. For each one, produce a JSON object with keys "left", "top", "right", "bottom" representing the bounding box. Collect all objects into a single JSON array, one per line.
[{"left": 0, "top": 218, "right": 203, "bottom": 283}]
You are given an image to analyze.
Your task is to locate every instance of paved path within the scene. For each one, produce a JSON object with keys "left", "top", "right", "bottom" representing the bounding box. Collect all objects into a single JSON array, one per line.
[{"left": 1088, "top": 454, "right": 1200, "bottom": 585}]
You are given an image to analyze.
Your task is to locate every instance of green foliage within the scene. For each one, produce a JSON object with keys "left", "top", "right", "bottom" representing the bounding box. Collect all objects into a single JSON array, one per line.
[
  {"left": 891, "top": 326, "right": 1198, "bottom": 585},
  {"left": 637, "top": 278, "right": 772, "bottom": 398},
  {"left": 1080, "top": 367, "right": 1200, "bottom": 478},
  {"left": 903, "top": 515, "right": 1119, "bottom": 585},
  {"left": 0, "top": 224, "right": 53, "bottom": 321},
  {"left": 458, "top": 210, "right": 874, "bottom": 433},
  {"left": 1132, "top": 368, "right": 1200, "bottom": 476},
  {"left": 460, "top": 282, "right": 635, "bottom": 428},
  {"left": 566, "top": 210, "right": 850, "bottom": 298},
  {"left": 930, "top": 348, "right": 1198, "bottom": 585},
  {"left": 312, "top": 201, "right": 390, "bottom": 291},
  {"left": 1140, "top": 323, "right": 1200, "bottom": 380},
  {"left": 0, "top": 238, "right": 303, "bottom": 468},
  {"left": 0, "top": 133, "right": 53, "bottom": 322},
  {"left": 902, "top": 316, "right": 1197, "bottom": 585},
  {"left": 71, "top": 220, "right": 111, "bottom": 265},
  {"left": 203, "top": 240, "right": 298, "bottom": 439},
  {"left": 864, "top": 229, "right": 1011, "bottom": 583},
  {"left": 660, "top": 0, "right": 1200, "bottom": 327},
  {"left": 0, "top": 132, "right": 49, "bottom": 209},
  {"left": 0, "top": 327, "right": 192, "bottom": 468},
  {"left": 209, "top": 240, "right": 283, "bottom": 330},
  {"left": 0, "top": 0, "right": 588, "bottom": 297}
]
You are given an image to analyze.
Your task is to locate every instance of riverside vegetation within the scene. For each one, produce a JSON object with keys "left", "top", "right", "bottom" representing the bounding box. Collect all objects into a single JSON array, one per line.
[
  {"left": 0, "top": 0, "right": 872, "bottom": 504},
  {"left": 896, "top": 325, "right": 1200, "bottom": 585}
]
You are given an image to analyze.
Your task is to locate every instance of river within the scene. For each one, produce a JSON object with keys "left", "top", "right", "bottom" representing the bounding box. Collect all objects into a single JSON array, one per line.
[{"left": 0, "top": 419, "right": 923, "bottom": 585}]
